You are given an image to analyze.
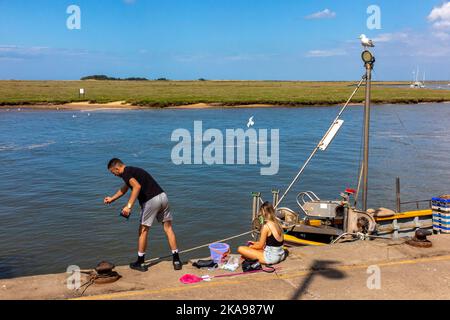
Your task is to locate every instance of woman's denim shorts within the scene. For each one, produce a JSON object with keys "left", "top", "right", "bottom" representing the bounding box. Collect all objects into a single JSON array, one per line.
[{"left": 264, "top": 246, "right": 286, "bottom": 265}]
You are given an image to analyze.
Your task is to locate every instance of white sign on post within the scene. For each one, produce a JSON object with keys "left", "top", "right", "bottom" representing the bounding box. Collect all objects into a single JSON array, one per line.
[
  {"left": 319, "top": 120, "right": 344, "bottom": 151},
  {"left": 79, "top": 88, "right": 85, "bottom": 95}
]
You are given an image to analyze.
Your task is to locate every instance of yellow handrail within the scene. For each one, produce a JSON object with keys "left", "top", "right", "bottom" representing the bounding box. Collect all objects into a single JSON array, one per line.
[
  {"left": 284, "top": 234, "right": 327, "bottom": 246},
  {"left": 375, "top": 209, "right": 432, "bottom": 222}
]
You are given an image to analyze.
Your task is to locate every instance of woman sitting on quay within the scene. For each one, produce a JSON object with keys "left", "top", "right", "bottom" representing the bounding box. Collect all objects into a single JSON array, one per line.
[{"left": 238, "top": 202, "right": 286, "bottom": 265}]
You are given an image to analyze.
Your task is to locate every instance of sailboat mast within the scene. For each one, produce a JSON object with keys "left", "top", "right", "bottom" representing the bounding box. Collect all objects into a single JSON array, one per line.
[{"left": 362, "top": 56, "right": 374, "bottom": 211}]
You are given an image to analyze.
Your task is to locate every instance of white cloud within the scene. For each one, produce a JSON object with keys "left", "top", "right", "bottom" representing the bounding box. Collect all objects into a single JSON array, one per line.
[
  {"left": 305, "top": 9, "right": 336, "bottom": 20},
  {"left": 363, "top": 31, "right": 450, "bottom": 58},
  {"left": 0, "top": 45, "right": 94, "bottom": 61},
  {"left": 306, "top": 49, "right": 346, "bottom": 58},
  {"left": 173, "top": 53, "right": 277, "bottom": 63},
  {"left": 431, "top": 20, "right": 450, "bottom": 30},
  {"left": 372, "top": 32, "right": 409, "bottom": 43},
  {"left": 433, "top": 31, "right": 450, "bottom": 41},
  {"left": 425, "top": 2, "right": 450, "bottom": 48},
  {"left": 337, "top": 3, "right": 450, "bottom": 59},
  {"left": 357, "top": 3, "right": 450, "bottom": 58},
  {"left": 0, "top": 45, "right": 50, "bottom": 60},
  {"left": 428, "top": 2, "right": 450, "bottom": 30}
]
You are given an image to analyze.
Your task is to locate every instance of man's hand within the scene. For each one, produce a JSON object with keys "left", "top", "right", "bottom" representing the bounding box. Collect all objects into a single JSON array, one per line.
[
  {"left": 121, "top": 206, "right": 131, "bottom": 218},
  {"left": 104, "top": 185, "right": 129, "bottom": 206},
  {"left": 104, "top": 197, "right": 114, "bottom": 205}
]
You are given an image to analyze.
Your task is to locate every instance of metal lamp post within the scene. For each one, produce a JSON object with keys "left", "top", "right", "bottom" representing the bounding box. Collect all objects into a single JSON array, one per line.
[{"left": 361, "top": 50, "right": 375, "bottom": 211}]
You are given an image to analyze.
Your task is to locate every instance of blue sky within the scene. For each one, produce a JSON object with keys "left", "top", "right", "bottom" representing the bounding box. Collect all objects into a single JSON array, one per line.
[{"left": 1, "top": 0, "right": 450, "bottom": 80}]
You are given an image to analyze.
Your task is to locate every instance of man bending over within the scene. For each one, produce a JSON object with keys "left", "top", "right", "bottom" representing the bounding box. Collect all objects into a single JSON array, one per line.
[{"left": 104, "top": 158, "right": 182, "bottom": 272}]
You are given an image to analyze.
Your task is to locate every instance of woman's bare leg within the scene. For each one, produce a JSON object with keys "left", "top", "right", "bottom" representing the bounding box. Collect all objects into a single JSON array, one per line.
[{"left": 238, "top": 246, "right": 266, "bottom": 264}]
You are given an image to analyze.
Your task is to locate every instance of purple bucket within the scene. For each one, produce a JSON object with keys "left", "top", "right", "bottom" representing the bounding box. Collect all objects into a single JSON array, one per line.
[{"left": 209, "top": 243, "right": 230, "bottom": 263}]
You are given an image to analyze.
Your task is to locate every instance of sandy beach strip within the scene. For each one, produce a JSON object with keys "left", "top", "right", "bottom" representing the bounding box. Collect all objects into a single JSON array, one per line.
[
  {"left": 0, "top": 101, "right": 289, "bottom": 111},
  {"left": 0, "top": 101, "right": 142, "bottom": 111},
  {"left": 2, "top": 100, "right": 446, "bottom": 111},
  {"left": 165, "top": 103, "right": 282, "bottom": 109}
]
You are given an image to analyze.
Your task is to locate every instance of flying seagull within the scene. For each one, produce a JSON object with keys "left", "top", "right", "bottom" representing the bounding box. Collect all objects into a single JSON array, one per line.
[
  {"left": 359, "top": 34, "right": 375, "bottom": 49},
  {"left": 247, "top": 116, "right": 255, "bottom": 128}
]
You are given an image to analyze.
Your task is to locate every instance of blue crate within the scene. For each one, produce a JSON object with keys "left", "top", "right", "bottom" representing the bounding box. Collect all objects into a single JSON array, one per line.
[
  {"left": 433, "top": 211, "right": 450, "bottom": 233},
  {"left": 432, "top": 197, "right": 450, "bottom": 212},
  {"left": 434, "top": 224, "right": 450, "bottom": 233}
]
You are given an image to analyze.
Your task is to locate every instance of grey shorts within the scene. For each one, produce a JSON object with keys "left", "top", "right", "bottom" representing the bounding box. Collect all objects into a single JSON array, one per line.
[{"left": 140, "top": 193, "right": 173, "bottom": 227}]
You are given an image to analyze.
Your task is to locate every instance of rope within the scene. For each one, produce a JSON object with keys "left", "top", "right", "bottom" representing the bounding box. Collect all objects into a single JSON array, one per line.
[
  {"left": 393, "top": 108, "right": 422, "bottom": 156},
  {"left": 76, "top": 230, "right": 262, "bottom": 296},
  {"left": 77, "top": 271, "right": 121, "bottom": 296},
  {"left": 78, "top": 278, "right": 95, "bottom": 296},
  {"left": 392, "top": 108, "right": 435, "bottom": 195},
  {"left": 331, "top": 232, "right": 392, "bottom": 244},
  {"left": 144, "top": 230, "right": 254, "bottom": 264}
]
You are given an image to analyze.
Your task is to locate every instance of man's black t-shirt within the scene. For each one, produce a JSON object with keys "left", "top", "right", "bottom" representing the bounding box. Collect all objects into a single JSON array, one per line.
[{"left": 120, "top": 166, "right": 164, "bottom": 206}]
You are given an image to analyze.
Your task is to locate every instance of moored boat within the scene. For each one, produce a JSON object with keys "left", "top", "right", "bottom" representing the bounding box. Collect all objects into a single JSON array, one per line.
[{"left": 250, "top": 49, "right": 437, "bottom": 245}]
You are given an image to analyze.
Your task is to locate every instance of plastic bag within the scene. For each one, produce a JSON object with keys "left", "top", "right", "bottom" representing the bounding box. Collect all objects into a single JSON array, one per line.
[{"left": 220, "top": 255, "right": 240, "bottom": 272}]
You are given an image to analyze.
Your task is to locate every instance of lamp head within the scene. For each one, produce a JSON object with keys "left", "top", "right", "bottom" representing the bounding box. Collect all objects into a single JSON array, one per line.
[{"left": 362, "top": 50, "right": 375, "bottom": 65}]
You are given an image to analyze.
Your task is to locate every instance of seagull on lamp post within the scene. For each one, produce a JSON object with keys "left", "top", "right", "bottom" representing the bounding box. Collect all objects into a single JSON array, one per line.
[{"left": 359, "top": 34, "right": 375, "bottom": 49}]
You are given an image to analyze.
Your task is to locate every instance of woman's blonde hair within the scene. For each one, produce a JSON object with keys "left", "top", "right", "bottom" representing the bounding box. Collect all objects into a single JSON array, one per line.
[{"left": 259, "top": 202, "right": 283, "bottom": 234}]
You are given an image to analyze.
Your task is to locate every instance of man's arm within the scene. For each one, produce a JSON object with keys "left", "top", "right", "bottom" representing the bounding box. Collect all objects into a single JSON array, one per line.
[
  {"left": 104, "top": 184, "right": 129, "bottom": 204},
  {"left": 126, "top": 178, "right": 141, "bottom": 209},
  {"left": 120, "top": 178, "right": 141, "bottom": 217}
]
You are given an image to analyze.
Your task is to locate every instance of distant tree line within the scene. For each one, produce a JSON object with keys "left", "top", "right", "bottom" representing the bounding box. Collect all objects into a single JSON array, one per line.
[
  {"left": 81, "top": 75, "right": 149, "bottom": 81},
  {"left": 81, "top": 75, "right": 209, "bottom": 81}
]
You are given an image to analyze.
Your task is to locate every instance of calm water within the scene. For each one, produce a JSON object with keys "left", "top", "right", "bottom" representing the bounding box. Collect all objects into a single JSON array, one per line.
[
  {"left": 383, "top": 84, "right": 450, "bottom": 90},
  {"left": 1, "top": 103, "right": 450, "bottom": 279},
  {"left": 425, "top": 84, "right": 450, "bottom": 90}
]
